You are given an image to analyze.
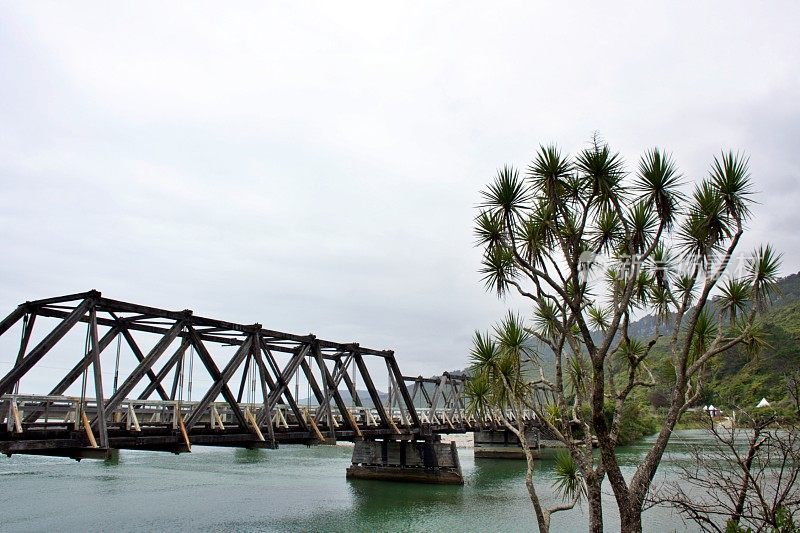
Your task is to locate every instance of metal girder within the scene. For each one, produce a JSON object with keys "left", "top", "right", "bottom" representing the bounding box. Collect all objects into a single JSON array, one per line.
[
  {"left": 99, "top": 319, "right": 186, "bottom": 418},
  {"left": 0, "top": 297, "right": 97, "bottom": 395},
  {"left": 0, "top": 291, "right": 479, "bottom": 453},
  {"left": 183, "top": 327, "right": 251, "bottom": 430}
]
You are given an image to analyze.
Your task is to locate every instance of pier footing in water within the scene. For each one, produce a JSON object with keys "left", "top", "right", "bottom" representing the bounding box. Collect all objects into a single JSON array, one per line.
[
  {"left": 346, "top": 439, "right": 463, "bottom": 485},
  {"left": 473, "top": 428, "right": 540, "bottom": 460}
]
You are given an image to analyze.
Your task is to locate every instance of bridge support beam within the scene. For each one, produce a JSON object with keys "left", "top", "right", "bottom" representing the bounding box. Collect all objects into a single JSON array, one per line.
[
  {"left": 346, "top": 438, "right": 463, "bottom": 485},
  {"left": 473, "top": 427, "right": 540, "bottom": 459}
]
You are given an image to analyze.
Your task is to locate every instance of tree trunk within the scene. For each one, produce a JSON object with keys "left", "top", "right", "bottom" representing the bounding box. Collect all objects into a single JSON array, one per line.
[
  {"left": 620, "top": 505, "right": 643, "bottom": 533},
  {"left": 519, "top": 422, "right": 549, "bottom": 532},
  {"left": 585, "top": 475, "right": 604, "bottom": 533}
]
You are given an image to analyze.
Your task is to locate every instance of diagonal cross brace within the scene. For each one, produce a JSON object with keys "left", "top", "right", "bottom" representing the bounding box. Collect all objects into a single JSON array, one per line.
[
  {"left": 249, "top": 334, "right": 276, "bottom": 443},
  {"left": 257, "top": 343, "right": 311, "bottom": 425},
  {"left": 117, "top": 324, "right": 171, "bottom": 401},
  {"left": 98, "top": 319, "right": 185, "bottom": 419},
  {"left": 353, "top": 350, "right": 392, "bottom": 428},
  {"left": 0, "top": 297, "right": 96, "bottom": 395},
  {"left": 386, "top": 352, "right": 420, "bottom": 427},
  {"left": 255, "top": 345, "right": 307, "bottom": 429},
  {"left": 183, "top": 327, "right": 251, "bottom": 430},
  {"left": 137, "top": 337, "right": 191, "bottom": 400},
  {"left": 312, "top": 345, "right": 356, "bottom": 432}
]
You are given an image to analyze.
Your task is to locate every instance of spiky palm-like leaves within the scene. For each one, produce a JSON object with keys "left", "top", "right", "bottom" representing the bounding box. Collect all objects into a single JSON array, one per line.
[
  {"left": 677, "top": 154, "right": 754, "bottom": 269},
  {"left": 747, "top": 244, "right": 781, "bottom": 311},
  {"left": 481, "top": 166, "right": 530, "bottom": 218},
  {"left": 631, "top": 270, "right": 654, "bottom": 310},
  {"left": 470, "top": 137, "right": 780, "bottom": 533},
  {"left": 718, "top": 278, "right": 750, "bottom": 324},
  {"left": 587, "top": 305, "right": 610, "bottom": 332},
  {"left": 464, "top": 371, "right": 493, "bottom": 419},
  {"left": 466, "top": 313, "right": 534, "bottom": 417},
  {"left": 678, "top": 180, "right": 731, "bottom": 266},
  {"left": 690, "top": 310, "right": 717, "bottom": 359},
  {"left": 534, "top": 300, "right": 562, "bottom": 341},
  {"left": 618, "top": 337, "right": 647, "bottom": 365},
  {"left": 649, "top": 284, "right": 673, "bottom": 324},
  {"left": 709, "top": 151, "right": 753, "bottom": 222},
  {"left": 528, "top": 144, "right": 572, "bottom": 203},
  {"left": 575, "top": 140, "right": 626, "bottom": 211},
  {"left": 480, "top": 245, "right": 516, "bottom": 297},
  {"left": 552, "top": 451, "right": 587, "bottom": 503},
  {"left": 674, "top": 273, "right": 697, "bottom": 305},
  {"left": 474, "top": 210, "right": 504, "bottom": 250},
  {"left": 627, "top": 201, "right": 658, "bottom": 254},
  {"left": 494, "top": 312, "right": 536, "bottom": 365},
  {"left": 634, "top": 148, "right": 683, "bottom": 229},
  {"left": 516, "top": 215, "right": 547, "bottom": 268},
  {"left": 650, "top": 244, "right": 673, "bottom": 290},
  {"left": 730, "top": 319, "right": 770, "bottom": 359},
  {"left": 567, "top": 356, "right": 586, "bottom": 395},
  {"left": 592, "top": 209, "right": 623, "bottom": 253}
]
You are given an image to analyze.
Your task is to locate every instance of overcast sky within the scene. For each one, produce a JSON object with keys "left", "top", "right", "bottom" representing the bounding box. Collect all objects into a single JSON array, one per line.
[{"left": 1, "top": 2, "right": 799, "bottom": 384}]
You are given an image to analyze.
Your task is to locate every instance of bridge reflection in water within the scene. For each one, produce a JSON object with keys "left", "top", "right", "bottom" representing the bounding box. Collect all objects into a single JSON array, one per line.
[{"left": 0, "top": 291, "right": 542, "bottom": 484}]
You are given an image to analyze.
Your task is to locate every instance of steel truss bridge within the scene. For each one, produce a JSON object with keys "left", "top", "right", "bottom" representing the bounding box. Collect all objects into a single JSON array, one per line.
[{"left": 0, "top": 291, "right": 539, "bottom": 469}]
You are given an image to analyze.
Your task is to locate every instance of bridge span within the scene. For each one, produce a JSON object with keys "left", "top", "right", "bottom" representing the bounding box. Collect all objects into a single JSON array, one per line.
[{"left": 0, "top": 291, "right": 542, "bottom": 484}]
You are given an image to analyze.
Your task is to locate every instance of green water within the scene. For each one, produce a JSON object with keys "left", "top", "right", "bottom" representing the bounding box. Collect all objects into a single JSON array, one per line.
[{"left": 0, "top": 431, "right": 710, "bottom": 532}]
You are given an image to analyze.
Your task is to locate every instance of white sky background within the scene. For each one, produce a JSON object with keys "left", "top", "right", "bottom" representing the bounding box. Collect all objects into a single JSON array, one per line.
[{"left": 1, "top": 2, "right": 799, "bottom": 388}]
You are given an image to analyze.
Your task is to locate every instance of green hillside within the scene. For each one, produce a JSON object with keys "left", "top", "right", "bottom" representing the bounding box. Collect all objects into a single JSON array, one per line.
[{"left": 646, "top": 272, "right": 800, "bottom": 415}]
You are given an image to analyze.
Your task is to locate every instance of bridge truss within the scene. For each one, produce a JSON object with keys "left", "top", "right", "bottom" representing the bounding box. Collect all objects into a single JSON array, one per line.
[{"left": 0, "top": 291, "right": 478, "bottom": 460}]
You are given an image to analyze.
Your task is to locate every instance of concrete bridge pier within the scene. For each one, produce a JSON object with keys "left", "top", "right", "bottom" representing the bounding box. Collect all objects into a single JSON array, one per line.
[
  {"left": 346, "top": 437, "right": 463, "bottom": 485},
  {"left": 473, "top": 427, "right": 540, "bottom": 459}
]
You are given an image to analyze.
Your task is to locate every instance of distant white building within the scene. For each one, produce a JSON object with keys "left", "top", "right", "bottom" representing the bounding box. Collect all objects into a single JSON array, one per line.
[
  {"left": 703, "top": 404, "right": 721, "bottom": 417},
  {"left": 757, "top": 397, "right": 771, "bottom": 408}
]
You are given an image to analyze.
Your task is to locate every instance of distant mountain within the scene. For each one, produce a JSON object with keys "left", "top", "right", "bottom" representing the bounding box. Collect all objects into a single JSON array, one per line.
[
  {"left": 641, "top": 271, "right": 800, "bottom": 411},
  {"left": 521, "top": 272, "right": 800, "bottom": 411}
]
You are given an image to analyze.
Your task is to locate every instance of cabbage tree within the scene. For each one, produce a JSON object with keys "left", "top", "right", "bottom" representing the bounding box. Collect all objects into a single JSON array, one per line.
[{"left": 470, "top": 135, "right": 780, "bottom": 533}]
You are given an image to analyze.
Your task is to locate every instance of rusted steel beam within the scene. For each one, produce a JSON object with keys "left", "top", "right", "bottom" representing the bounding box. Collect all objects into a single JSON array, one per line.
[
  {"left": 262, "top": 344, "right": 311, "bottom": 417},
  {"left": 0, "top": 297, "right": 96, "bottom": 395},
  {"left": 183, "top": 328, "right": 251, "bottom": 430},
  {"left": 13, "top": 314, "right": 37, "bottom": 388},
  {"left": 300, "top": 358, "right": 325, "bottom": 409},
  {"left": 19, "top": 326, "right": 121, "bottom": 425},
  {"left": 313, "top": 344, "right": 355, "bottom": 433},
  {"left": 236, "top": 351, "right": 252, "bottom": 404},
  {"left": 88, "top": 308, "right": 109, "bottom": 447},
  {"left": 137, "top": 337, "right": 191, "bottom": 400},
  {"left": 429, "top": 374, "right": 447, "bottom": 414},
  {"left": 403, "top": 375, "right": 438, "bottom": 384},
  {"left": 116, "top": 324, "right": 171, "bottom": 401},
  {"left": 33, "top": 307, "right": 237, "bottom": 346},
  {"left": 26, "top": 291, "right": 98, "bottom": 307},
  {"left": 256, "top": 346, "right": 307, "bottom": 430},
  {"left": 32, "top": 304, "right": 387, "bottom": 357},
  {"left": 353, "top": 350, "right": 391, "bottom": 428},
  {"left": 0, "top": 305, "right": 28, "bottom": 338},
  {"left": 250, "top": 334, "right": 276, "bottom": 443},
  {"left": 337, "top": 355, "right": 363, "bottom": 407},
  {"left": 386, "top": 353, "right": 420, "bottom": 427},
  {"left": 100, "top": 320, "right": 185, "bottom": 417}
]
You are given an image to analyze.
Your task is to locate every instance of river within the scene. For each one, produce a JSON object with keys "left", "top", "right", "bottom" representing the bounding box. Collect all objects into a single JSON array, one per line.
[{"left": 0, "top": 430, "right": 715, "bottom": 532}]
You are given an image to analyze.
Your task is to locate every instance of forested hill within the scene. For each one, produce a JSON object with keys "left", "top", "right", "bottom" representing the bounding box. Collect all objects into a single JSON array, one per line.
[
  {"left": 645, "top": 271, "right": 800, "bottom": 412},
  {"left": 469, "top": 273, "right": 800, "bottom": 413},
  {"left": 531, "top": 272, "right": 800, "bottom": 411}
]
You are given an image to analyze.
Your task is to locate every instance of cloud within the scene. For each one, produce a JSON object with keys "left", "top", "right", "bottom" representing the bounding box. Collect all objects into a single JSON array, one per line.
[{"left": 1, "top": 1, "right": 799, "bottom": 390}]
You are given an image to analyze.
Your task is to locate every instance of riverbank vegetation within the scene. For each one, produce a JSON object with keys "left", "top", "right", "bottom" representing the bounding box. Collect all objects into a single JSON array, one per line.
[{"left": 650, "top": 412, "right": 800, "bottom": 531}]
